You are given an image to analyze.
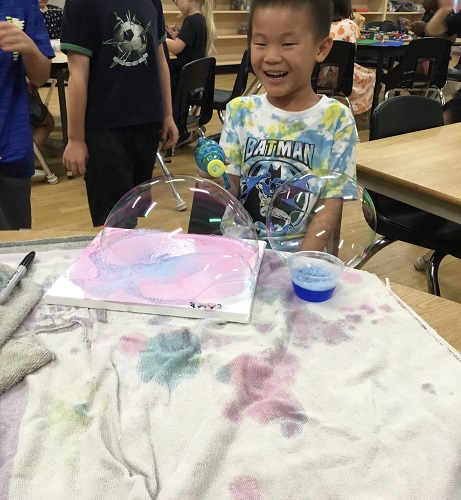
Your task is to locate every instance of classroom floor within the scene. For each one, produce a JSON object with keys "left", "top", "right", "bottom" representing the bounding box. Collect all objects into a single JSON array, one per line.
[{"left": 30, "top": 72, "right": 461, "bottom": 304}]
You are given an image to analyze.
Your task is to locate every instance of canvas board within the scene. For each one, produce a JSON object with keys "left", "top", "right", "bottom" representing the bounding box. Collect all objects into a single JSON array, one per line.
[{"left": 44, "top": 229, "right": 266, "bottom": 323}]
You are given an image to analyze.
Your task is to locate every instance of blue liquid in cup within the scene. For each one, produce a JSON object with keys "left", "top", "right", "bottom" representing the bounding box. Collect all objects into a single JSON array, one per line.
[{"left": 291, "top": 264, "right": 338, "bottom": 302}]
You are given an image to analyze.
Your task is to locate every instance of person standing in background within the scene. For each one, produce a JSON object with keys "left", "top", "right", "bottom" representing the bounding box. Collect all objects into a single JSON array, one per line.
[
  {"left": 0, "top": 0, "right": 53, "bottom": 229},
  {"left": 38, "top": 0, "right": 62, "bottom": 40},
  {"left": 323, "top": 0, "right": 376, "bottom": 116},
  {"left": 29, "top": 0, "right": 64, "bottom": 183},
  {"left": 60, "top": 0, "right": 178, "bottom": 227}
]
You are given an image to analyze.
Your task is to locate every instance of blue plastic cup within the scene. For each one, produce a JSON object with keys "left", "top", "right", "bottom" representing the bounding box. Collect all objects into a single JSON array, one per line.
[{"left": 287, "top": 251, "right": 344, "bottom": 302}]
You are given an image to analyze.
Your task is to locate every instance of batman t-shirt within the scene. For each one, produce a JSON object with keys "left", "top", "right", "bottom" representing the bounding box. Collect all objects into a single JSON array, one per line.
[
  {"left": 61, "top": 0, "right": 166, "bottom": 129},
  {"left": 221, "top": 95, "right": 357, "bottom": 237}
]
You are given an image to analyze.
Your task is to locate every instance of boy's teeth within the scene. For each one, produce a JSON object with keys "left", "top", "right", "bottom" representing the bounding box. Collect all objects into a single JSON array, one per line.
[{"left": 266, "top": 71, "right": 287, "bottom": 77}]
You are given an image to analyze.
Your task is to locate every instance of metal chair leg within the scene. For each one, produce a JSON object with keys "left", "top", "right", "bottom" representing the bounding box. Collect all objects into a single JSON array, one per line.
[
  {"left": 155, "top": 151, "right": 187, "bottom": 211},
  {"left": 33, "top": 142, "right": 59, "bottom": 184},
  {"left": 355, "top": 236, "right": 394, "bottom": 269},
  {"left": 426, "top": 251, "right": 445, "bottom": 296},
  {"left": 44, "top": 79, "right": 57, "bottom": 107},
  {"left": 243, "top": 76, "right": 260, "bottom": 96},
  {"left": 414, "top": 249, "right": 434, "bottom": 271}
]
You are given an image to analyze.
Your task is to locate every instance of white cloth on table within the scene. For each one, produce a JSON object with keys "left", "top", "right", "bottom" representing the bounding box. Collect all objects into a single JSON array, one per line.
[
  {"left": 1, "top": 247, "right": 461, "bottom": 500},
  {"left": 0, "top": 263, "right": 54, "bottom": 396}
]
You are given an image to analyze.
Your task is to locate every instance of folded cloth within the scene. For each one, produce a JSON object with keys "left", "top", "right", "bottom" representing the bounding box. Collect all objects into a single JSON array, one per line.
[{"left": 0, "top": 263, "right": 54, "bottom": 395}]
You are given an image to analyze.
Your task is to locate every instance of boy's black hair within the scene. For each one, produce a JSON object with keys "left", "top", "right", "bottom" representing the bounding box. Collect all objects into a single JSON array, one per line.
[
  {"left": 331, "top": 0, "right": 353, "bottom": 22},
  {"left": 247, "top": 0, "right": 333, "bottom": 42}
]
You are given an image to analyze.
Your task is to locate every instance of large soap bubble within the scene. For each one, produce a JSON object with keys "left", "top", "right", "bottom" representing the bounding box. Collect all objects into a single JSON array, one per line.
[
  {"left": 80, "top": 175, "right": 262, "bottom": 307},
  {"left": 266, "top": 171, "right": 376, "bottom": 267}
]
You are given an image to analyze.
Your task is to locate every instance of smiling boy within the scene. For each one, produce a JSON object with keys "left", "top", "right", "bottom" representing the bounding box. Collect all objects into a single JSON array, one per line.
[{"left": 200, "top": 0, "right": 357, "bottom": 251}]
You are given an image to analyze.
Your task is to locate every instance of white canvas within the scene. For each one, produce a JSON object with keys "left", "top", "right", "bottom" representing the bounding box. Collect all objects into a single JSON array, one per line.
[{"left": 44, "top": 230, "right": 266, "bottom": 324}]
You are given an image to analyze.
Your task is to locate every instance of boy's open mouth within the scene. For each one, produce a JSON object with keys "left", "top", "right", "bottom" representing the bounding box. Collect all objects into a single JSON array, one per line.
[{"left": 264, "top": 71, "right": 288, "bottom": 79}]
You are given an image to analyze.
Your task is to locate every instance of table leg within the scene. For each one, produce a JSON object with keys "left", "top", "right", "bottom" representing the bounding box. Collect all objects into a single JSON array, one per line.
[
  {"left": 55, "top": 68, "right": 68, "bottom": 145},
  {"left": 54, "top": 67, "right": 73, "bottom": 179},
  {"left": 371, "top": 51, "right": 385, "bottom": 114}
]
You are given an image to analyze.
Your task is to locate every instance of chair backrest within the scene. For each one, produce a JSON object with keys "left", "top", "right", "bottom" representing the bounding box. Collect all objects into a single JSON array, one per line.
[
  {"left": 173, "top": 56, "right": 216, "bottom": 130},
  {"left": 229, "top": 48, "right": 250, "bottom": 100},
  {"left": 311, "top": 40, "right": 355, "bottom": 97},
  {"left": 394, "top": 37, "right": 451, "bottom": 90},
  {"left": 369, "top": 95, "right": 444, "bottom": 140},
  {"left": 365, "top": 21, "right": 399, "bottom": 32}
]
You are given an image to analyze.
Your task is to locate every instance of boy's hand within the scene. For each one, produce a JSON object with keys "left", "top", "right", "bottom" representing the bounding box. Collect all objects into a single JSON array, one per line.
[
  {"left": 194, "top": 157, "right": 231, "bottom": 187},
  {"left": 0, "top": 21, "right": 35, "bottom": 55},
  {"left": 160, "top": 115, "right": 178, "bottom": 150},
  {"left": 63, "top": 139, "right": 88, "bottom": 176}
]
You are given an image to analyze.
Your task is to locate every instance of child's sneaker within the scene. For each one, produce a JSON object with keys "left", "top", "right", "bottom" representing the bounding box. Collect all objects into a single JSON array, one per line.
[
  {"left": 31, "top": 169, "right": 47, "bottom": 183},
  {"left": 43, "top": 138, "right": 64, "bottom": 152},
  {"left": 175, "top": 128, "right": 205, "bottom": 148}
]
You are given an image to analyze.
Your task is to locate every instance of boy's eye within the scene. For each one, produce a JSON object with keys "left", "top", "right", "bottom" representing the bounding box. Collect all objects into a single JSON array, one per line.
[
  {"left": 282, "top": 42, "right": 296, "bottom": 47},
  {"left": 253, "top": 42, "right": 267, "bottom": 47}
]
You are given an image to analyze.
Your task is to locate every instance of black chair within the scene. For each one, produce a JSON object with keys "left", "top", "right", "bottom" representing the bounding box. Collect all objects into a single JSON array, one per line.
[
  {"left": 311, "top": 40, "right": 355, "bottom": 111},
  {"left": 359, "top": 96, "right": 461, "bottom": 296},
  {"left": 155, "top": 57, "right": 216, "bottom": 210},
  {"left": 365, "top": 21, "right": 399, "bottom": 32},
  {"left": 446, "top": 56, "right": 461, "bottom": 95},
  {"left": 382, "top": 37, "right": 451, "bottom": 104},
  {"left": 160, "top": 56, "right": 215, "bottom": 164},
  {"left": 213, "top": 48, "right": 250, "bottom": 123},
  {"left": 174, "top": 56, "right": 216, "bottom": 139}
]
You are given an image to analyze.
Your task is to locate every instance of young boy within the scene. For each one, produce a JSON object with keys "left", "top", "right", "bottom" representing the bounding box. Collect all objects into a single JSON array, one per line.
[
  {"left": 198, "top": 0, "right": 357, "bottom": 251},
  {"left": 60, "top": 0, "right": 178, "bottom": 227},
  {"left": 0, "top": 0, "right": 53, "bottom": 230}
]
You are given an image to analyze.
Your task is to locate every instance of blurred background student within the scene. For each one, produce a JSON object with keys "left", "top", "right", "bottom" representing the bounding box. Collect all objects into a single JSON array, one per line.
[
  {"left": 321, "top": 0, "right": 376, "bottom": 117},
  {"left": 0, "top": 0, "right": 53, "bottom": 229},
  {"left": 166, "top": 0, "right": 215, "bottom": 146},
  {"left": 29, "top": 0, "right": 63, "bottom": 182},
  {"left": 38, "top": 0, "right": 62, "bottom": 40}
]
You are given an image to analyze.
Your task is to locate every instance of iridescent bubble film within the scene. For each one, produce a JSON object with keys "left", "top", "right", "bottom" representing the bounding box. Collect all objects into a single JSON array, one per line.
[{"left": 266, "top": 171, "right": 377, "bottom": 267}]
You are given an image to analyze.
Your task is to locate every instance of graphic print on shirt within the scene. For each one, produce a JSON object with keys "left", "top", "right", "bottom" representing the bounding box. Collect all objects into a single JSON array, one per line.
[
  {"left": 6, "top": 16, "right": 25, "bottom": 61},
  {"left": 241, "top": 137, "right": 316, "bottom": 234},
  {"left": 103, "top": 11, "right": 151, "bottom": 68}
]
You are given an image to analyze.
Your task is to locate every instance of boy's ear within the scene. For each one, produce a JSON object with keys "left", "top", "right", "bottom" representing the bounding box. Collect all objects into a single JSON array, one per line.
[{"left": 315, "top": 36, "right": 333, "bottom": 63}]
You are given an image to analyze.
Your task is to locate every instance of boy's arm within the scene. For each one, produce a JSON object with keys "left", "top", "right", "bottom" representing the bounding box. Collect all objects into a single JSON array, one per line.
[
  {"left": 62, "top": 52, "right": 90, "bottom": 176},
  {"left": 0, "top": 21, "right": 50, "bottom": 87},
  {"left": 299, "top": 105, "right": 356, "bottom": 252},
  {"left": 299, "top": 198, "right": 343, "bottom": 252},
  {"left": 158, "top": 43, "right": 178, "bottom": 149}
]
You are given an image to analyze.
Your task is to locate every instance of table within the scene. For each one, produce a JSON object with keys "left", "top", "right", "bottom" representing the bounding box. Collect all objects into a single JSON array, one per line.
[
  {"left": 50, "top": 51, "right": 68, "bottom": 145},
  {"left": 356, "top": 122, "right": 461, "bottom": 224},
  {"left": 1, "top": 230, "right": 460, "bottom": 349},
  {"left": 2, "top": 233, "right": 461, "bottom": 498},
  {"left": 356, "top": 41, "right": 407, "bottom": 112}
]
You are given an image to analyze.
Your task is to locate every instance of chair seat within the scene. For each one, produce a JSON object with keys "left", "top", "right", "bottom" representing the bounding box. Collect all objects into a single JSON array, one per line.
[
  {"left": 371, "top": 192, "right": 461, "bottom": 258},
  {"left": 213, "top": 88, "right": 232, "bottom": 109},
  {"left": 448, "top": 66, "right": 461, "bottom": 80}
]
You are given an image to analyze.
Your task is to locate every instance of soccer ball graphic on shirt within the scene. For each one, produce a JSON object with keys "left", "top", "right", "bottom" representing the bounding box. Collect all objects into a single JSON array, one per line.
[{"left": 104, "top": 12, "right": 151, "bottom": 67}]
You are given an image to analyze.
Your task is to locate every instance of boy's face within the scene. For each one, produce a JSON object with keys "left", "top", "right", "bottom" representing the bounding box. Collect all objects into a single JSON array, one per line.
[{"left": 250, "top": 6, "right": 332, "bottom": 111}]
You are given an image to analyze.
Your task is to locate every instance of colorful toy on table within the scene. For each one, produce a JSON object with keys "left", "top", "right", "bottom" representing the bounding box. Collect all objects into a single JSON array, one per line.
[{"left": 194, "top": 138, "right": 231, "bottom": 190}]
